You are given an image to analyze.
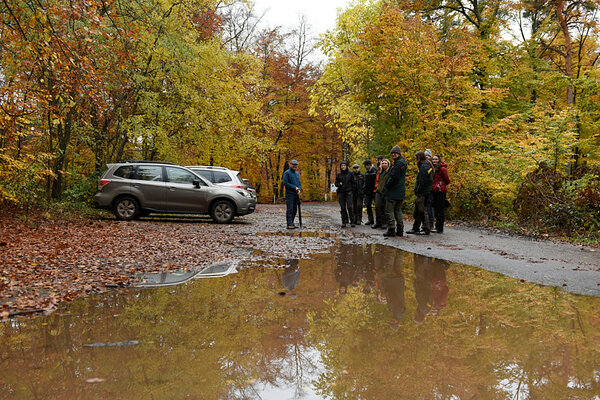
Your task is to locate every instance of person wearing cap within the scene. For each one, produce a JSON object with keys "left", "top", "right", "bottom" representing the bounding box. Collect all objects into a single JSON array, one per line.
[
  {"left": 334, "top": 161, "right": 355, "bottom": 227},
  {"left": 352, "top": 163, "right": 365, "bottom": 225},
  {"left": 371, "top": 155, "right": 386, "bottom": 229},
  {"left": 382, "top": 145, "right": 407, "bottom": 237},
  {"left": 283, "top": 159, "right": 302, "bottom": 229},
  {"left": 363, "top": 159, "right": 377, "bottom": 225}
]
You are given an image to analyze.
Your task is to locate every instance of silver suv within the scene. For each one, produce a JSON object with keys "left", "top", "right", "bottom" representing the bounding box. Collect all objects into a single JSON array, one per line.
[
  {"left": 93, "top": 161, "right": 256, "bottom": 223},
  {"left": 187, "top": 166, "right": 257, "bottom": 199}
]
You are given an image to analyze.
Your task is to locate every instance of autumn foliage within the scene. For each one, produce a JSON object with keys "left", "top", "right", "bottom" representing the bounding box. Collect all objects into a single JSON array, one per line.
[
  {"left": 311, "top": 0, "right": 600, "bottom": 236},
  {"left": 1, "top": 0, "right": 599, "bottom": 236},
  {"left": 0, "top": 0, "right": 341, "bottom": 207}
]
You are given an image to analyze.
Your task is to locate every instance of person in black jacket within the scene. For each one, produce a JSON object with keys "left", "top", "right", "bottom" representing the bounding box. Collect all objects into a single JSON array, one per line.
[
  {"left": 407, "top": 151, "right": 433, "bottom": 235},
  {"left": 352, "top": 164, "right": 365, "bottom": 225},
  {"left": 335, "top": 161, "right": 355, "bottom": 227},
  {"left": 363, "top": 160, "right": 377, "bottom": 225}
]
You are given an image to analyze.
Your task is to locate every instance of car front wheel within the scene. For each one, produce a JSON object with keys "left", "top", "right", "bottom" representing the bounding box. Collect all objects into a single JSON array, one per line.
[
  {"left": 210, "top": 200, "right": 235, "bottom": 223},
  {"left": 113, "top": 196, "right": 140, "bottom": 221}
]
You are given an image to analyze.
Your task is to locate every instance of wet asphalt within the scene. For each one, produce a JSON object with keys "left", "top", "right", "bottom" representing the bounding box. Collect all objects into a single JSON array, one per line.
[{"left": 273, "top": 203, "right": 600, "bottom": 297}]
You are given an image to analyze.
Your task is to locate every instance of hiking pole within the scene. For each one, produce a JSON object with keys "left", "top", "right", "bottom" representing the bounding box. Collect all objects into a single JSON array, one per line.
[{"left": 297, "top": 192, "right": 303, "bottom": 228}]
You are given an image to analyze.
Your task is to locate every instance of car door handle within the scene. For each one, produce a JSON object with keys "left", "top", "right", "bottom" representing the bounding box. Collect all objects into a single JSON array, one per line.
[{"left": 169, "top": 187, "right": 177, "bottom": 191}]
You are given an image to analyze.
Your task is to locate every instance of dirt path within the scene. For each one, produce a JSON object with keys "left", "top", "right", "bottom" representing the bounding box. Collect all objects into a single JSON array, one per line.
[{"left": 300, "top": 202, "right": 600, "bottom": 296}]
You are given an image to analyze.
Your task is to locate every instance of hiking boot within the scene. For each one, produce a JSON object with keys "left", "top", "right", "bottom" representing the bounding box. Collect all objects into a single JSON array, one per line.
[
  {"left": 365, "top": 221, "right": 373, "bottom": 225},
  {"left": 342, "top": 223, "right": 347, "bottom": 228},
  {"left": 287, "top": 225, "right": 296, "bottom": 229},
  {"left": 350, "top": 223, "right": 356, "bottom": 227},
  {"left": 405, "top": 229, "right": 418, "bottom": 234},
  {"left": 383, "top": 229, "right": 396, "bottom": 237},
  {"left": 371, "top": 224, "right": 381, "bottom": 229},
  {"left": 415, "top": 230, "right": 430, "bottom": 235},
  {"left": 396, "top": 229, "right": 404, "bottom": 237}
]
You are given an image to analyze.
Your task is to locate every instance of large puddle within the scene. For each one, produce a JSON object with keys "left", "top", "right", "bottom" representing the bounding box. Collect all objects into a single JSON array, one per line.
[{"left": 1, "top": 243, "right": 599, "bottom": 399}]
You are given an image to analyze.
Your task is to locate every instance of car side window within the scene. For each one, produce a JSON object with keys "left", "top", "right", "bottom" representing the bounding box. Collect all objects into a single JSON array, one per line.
[
  {"left": 166, "top": 167, "right": 197, "bottom": 184},
  {"left": 213, "top": 171, "right": 232, "bottom": 183},
  {"left": 135, "top": 166, "right": 163, "bottom": 181},
  {"left": 194, "top": 170, "right": 213, "bottom": 182},
  {"left": 114, "top": 166, "right": 135, "bottom": 179}
]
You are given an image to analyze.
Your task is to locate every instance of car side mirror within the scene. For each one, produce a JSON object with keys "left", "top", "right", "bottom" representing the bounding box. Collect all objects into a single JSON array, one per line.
[{"left": 193, "top": 179, "right": 201, "bottom": 188}]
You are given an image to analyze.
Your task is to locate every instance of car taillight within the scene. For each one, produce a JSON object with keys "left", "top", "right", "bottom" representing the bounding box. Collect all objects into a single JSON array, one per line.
[
  {"left": 232, "top": 184, "right": 245, "bottom": 188},
  {"left": 99, "top": 179, "right": 111, "bottom": 188}
]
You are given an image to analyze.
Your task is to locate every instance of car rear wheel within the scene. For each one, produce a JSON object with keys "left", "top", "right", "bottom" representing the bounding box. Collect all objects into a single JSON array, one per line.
[
  {"left": 210, "top": 200, "right": 235, "bottom": 223},
  {"left": 113, "top": 196, "right": 140, "bottom": 221}
]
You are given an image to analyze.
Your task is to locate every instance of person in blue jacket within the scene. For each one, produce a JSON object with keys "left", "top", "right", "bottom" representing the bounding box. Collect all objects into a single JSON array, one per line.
[{"left": 282, "top": 159, "right": 302, "bottom": 229}]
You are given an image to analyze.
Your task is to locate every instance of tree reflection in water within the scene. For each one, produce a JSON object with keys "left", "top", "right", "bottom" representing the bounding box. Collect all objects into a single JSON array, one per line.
[{"left": 1, "top": 243, "right": 598, "bottom": 399}]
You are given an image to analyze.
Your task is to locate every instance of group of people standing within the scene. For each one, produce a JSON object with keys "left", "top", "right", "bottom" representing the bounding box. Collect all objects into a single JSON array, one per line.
[
  {"left": 282, "top": 146, "right": 450, "bottom": 236},
  {"left": 334, "top": 146, "right": 450, "bottom": 237}
]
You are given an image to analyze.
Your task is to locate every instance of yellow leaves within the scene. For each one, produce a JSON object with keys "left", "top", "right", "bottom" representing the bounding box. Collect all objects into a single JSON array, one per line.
[{"left": 40, "top": 169, "right": 57, "bottom": 178}]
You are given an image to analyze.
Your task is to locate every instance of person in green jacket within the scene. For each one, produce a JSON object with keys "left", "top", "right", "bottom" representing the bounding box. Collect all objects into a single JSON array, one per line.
[
  {"left": 407, "top": 151, "right": 434, "bottom": 235},
  {"left": 383, "top": 145, "right": 408, "bottom": 237}
]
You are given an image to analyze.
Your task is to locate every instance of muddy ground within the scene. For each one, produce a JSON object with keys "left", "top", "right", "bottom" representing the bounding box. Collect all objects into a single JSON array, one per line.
[{"left": 1, "top": 202, "right": 598, "bottom": 317}]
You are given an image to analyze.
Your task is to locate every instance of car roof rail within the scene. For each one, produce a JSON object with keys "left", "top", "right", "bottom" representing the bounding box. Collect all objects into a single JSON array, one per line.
[
  {"left": 187, "top": 165, "right": 229, "bottom": 170},
  {"left": 121, "top": 160, "right": 178, "bottom": 165}
]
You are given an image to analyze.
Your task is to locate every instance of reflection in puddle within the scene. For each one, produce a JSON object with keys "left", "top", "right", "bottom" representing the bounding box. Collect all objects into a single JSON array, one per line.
[
  {"left": 133, "top": 262, "right": 239, "bottom": 287},
  {"left": 132, "top": 271, "right": 200, "bottom": 287},
  {"left": 1, "top": 244, "right": 599, "bottom": 399}
]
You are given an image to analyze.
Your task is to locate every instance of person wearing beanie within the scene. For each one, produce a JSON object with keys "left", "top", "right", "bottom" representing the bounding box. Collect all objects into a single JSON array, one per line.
[
  {"left": 282, "top": 159, "right": 302, "bottom": 229},
  {"left": 352, "top": 164, "right": 365, "bottom": 225},
  {"left": 431, "top": 154, "right": 450, "bottom": 233},
  {"left": 382, "top": 145, "right": 407, "bottom": 237},
  {"left": 424, "top": 149, "right": 432, "bottom": 159},
  {"left": 363, "top": 159, "right": 377, "bottom": 225},
  {"left": 335, "top": 161, "right": 355, "bottom": 227}
]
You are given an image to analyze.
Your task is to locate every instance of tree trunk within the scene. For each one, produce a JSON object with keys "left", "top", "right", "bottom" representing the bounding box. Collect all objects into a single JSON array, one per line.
[
  {"left": 51, "top": 107, "right": 76, "bottom": 200},
  {"left": 556, "top": 0, "right": 573, "bottom": 107}
]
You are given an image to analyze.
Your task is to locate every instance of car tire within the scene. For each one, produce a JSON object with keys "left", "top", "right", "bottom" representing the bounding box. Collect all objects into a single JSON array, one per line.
[
  {"left": 113, "top": 196, "right": 140, "bottom": 221},
  {"left": 210, "top": 200, "right": 235, "bottom": 223}
]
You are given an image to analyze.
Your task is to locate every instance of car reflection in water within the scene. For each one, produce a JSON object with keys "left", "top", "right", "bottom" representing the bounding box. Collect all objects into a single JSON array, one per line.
[{"left": 133, "top": 262, "right": 239, "bottom": 287}]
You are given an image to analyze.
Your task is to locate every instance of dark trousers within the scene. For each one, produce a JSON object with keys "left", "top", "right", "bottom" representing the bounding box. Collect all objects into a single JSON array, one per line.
[
  {"left": 432, "top": 191, "right": 447, "bottom": 232},
  {"left": 426, "top": 192, "right": 434, "bottom": 229},
  {"left": 286, "top": 192, "right": 298, "bottom": 226},
  {"left": 412, "top": 194, "right": 431, "bottom": 232},
  {"left": 385, "top": 199, "right": 404, "bottom": 233},
  {"left": 374, "top": 192, "right": 386, "bottom": 226},
  {"left": 364, "top": 193, "right": 375, "bottom": 223},
  {"left": 353, "top": 194, "right": 364, "bottom": 224},
  {"left": 338, "top": 191, "right": 354, "bottom": 224}
]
